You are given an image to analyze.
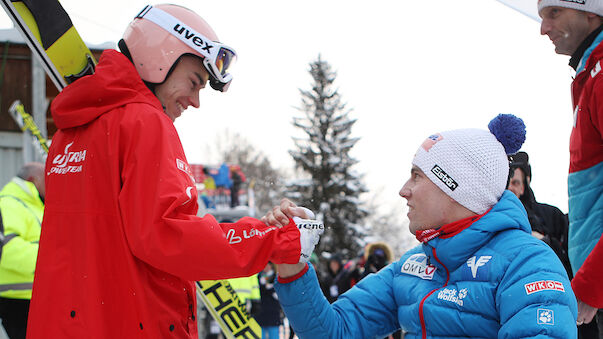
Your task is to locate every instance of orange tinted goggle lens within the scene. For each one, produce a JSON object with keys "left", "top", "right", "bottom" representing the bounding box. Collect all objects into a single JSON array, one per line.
[{"left": 215, "top": 48, "right": 235, "bottom": 76}]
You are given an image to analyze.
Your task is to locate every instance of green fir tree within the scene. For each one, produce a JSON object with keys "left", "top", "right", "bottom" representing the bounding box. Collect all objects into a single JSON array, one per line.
[{"left": 287, "top": 55, "right": 368, "bottom": 257}]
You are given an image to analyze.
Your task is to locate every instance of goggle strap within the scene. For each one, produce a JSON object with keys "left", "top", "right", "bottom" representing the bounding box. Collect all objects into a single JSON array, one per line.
[
  {"left": 138, "top": 6, "right": 218, "bottom": 65},
  {"left": 135, "top": 5, "right": 152, "bottom": 19}
]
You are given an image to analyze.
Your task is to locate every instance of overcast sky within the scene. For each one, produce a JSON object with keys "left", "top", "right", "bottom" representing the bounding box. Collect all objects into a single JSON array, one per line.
[{"left": 0, "top": 0, "right": 574, "bottom": 214}]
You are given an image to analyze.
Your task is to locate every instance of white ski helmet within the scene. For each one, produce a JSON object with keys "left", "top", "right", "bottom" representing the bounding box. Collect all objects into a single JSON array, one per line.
[{"left": 122, "top": 4, "right": 236, "bottom": 92}]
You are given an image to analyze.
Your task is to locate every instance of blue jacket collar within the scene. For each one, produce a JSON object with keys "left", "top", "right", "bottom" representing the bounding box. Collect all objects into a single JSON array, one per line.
[{"left": 422, "top": 191, "right": 530, "bottom": 272}]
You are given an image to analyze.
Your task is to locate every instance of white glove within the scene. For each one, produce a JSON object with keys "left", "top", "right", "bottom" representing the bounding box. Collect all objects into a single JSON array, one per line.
[{"left": 293, "top": 208, "right": 324, "bottom": 263}]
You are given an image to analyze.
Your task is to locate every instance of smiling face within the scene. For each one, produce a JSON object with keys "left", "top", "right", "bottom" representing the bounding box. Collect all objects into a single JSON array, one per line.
[
  {"left": 539, "top": 6, "right": 597, "bottom": 56},
  {"left": 154, "top": 55, "right": 209, "bottom": 122}
]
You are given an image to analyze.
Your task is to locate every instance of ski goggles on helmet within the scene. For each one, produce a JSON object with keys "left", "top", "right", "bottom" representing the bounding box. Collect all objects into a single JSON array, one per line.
[{"left": 136, "top": 5, "right": 237, "bottom": 92}]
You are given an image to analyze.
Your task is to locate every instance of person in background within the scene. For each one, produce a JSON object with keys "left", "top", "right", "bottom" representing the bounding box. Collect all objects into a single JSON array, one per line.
[
  {"left": 266, "top": 114, "right": 578, "bottom": 338},
  {"left": 321, "top": 253, "right": 356, "bottom": 303},
  {"left": 539, "top": 0, "right": 603, "bottom": 331},
  {"left": 230, "top": 165, "right": 246, "bottom": 208},
  {"left": 507, "top": 151, "right": 572, "bottom": 278},
  {"left": 0, "top": 162, "right": 45, "bottom": 339},
  {"left": 360, "top": 242, "right": 394, "bottom": 280},
  {"left": 213, "top": 162, "right": 232, "bottom": 206},
  {"left": 256, "top": 263, "right": 282, "bottom": 339},
  {"left": 201, "top": 167, "right": 216, "bottom": 209}
]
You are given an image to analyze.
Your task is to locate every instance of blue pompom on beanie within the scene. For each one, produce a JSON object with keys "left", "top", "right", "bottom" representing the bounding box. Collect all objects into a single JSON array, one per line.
[
  {"left": 488, "top": 114, "right": 526, "bottom": 155},
  {"left": 413, "top": 114, "right": 526, "bottom": 214}
]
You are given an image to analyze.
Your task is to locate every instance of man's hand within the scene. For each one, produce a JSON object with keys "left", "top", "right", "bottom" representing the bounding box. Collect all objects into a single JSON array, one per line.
[
  {"left": 261, "top": 198, "right": 313, "bottom": 227},
  {"left": 577, "top": 298, "right": 598, "bottom": 325},
  {"left": 262, "top": 198, "right": 324, "bottom": 264}
]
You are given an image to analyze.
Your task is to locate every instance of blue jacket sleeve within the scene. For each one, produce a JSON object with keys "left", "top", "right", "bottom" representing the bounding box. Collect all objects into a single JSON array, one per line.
[
  {"left": 497, "top": 242, "right": 578, "bottom": 338},
  {"left": 275, "top": 263, "right": 400, "bottom": 339}
]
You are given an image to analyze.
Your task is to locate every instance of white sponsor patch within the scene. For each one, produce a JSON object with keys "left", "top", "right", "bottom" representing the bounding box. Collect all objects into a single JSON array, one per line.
[
  {"left": 400, "top": 253, "right": 436, "bottom": 280},
  {"left": 524, "top": 280, "right": 565, "bottom": 295},
  {"left": 176, "top": 158, "right": 196, "bottom": 183}
]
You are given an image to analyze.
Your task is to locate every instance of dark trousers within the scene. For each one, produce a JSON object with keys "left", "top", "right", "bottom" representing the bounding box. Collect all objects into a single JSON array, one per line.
[{"left": 0, "top": 297, "right": 29, "bottom": 339}]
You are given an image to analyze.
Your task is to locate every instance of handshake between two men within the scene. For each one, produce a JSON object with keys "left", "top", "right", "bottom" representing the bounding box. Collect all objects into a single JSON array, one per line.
[{"left": 261, "top": 198, "right": 324, "bottom": 278}]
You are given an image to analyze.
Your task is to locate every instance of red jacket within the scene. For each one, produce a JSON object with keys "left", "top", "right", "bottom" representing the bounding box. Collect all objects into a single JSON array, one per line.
[
  {"left": 27, "top": 50, "right": 301, "bottom": 338},
  {"left": 567, "top": 33, "right": 603, "bottom": 308}
]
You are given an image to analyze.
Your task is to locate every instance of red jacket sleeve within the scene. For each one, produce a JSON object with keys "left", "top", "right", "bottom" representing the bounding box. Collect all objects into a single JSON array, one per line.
[
  {"left": 572, "top": 232, "right": 603, "bottom": 308},
  {"left": 118, "top": 107, "right": 300, "bottom": 281}
]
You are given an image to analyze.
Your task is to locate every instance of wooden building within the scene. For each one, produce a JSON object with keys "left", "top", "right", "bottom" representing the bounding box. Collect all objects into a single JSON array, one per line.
[{"left": 0, "top": 28, "right": 110, "bottom": 186}]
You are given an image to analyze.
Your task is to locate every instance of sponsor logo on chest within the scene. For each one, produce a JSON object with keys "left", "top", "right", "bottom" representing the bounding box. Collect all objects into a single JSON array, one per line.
[
  {"left": 401, "top": 253, "right": 436, "bottom": 280},
  {"left": 49, "top": 142, "right": 87, "bottom": 175},
  {"left": 467, "top": 255, "right": 491, "bottom": 277},
  {"left": 437, "top": 287, "right": 468, "bottom": 307}
]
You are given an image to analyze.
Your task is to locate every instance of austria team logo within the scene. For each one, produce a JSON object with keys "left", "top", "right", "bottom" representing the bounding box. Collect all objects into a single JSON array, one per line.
[
  {"left": 467, "top": 256, "right": 491, "bottom": 278},
  {"left": 49, "top": 142, "right": 87, "bottom": 175}
]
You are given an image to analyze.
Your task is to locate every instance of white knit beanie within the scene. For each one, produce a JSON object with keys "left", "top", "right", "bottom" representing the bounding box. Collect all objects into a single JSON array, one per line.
[
  {"left": 538, "top": 0, "right": 603, "bottom": 17},
  {"left": 412, "top": 114, "right": 526, "bottom": 215}
]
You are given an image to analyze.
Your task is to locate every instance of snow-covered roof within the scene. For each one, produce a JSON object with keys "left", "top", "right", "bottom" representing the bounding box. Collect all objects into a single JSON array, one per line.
[{"left": 0, "top": 28, "right": 115, "bottom": 50}]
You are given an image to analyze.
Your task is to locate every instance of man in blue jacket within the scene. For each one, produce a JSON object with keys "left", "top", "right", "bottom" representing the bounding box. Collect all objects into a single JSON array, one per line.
[{"left": 264, "top": 115, "right": 578, "bottom": 338}]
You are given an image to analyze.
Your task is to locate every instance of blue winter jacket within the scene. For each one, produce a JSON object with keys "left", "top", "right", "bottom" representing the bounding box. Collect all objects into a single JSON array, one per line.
[{"left": 275, "top": 191, "right": 577, "bottom": 338}]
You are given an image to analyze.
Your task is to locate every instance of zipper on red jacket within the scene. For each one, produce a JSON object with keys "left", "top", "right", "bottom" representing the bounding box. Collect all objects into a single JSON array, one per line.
[{"left": 418, "top": 247, "right": 449, "bottom": 339}]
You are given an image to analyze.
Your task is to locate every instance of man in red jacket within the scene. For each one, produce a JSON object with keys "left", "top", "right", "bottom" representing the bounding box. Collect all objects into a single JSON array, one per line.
[
  {"left": 539, "top": 0, "right": 603, "bottom": 334},
  {"left": 26, "top": 4, "right": 321, "bottom": 338}
]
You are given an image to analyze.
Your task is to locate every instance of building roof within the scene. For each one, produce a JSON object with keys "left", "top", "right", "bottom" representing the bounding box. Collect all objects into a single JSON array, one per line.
[{"left": 0, "top": 28, "right": 115, "bottom": 50}]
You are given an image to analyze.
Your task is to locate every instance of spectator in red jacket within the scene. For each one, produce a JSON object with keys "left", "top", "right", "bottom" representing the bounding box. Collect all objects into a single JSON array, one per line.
[{"left": 539, "top": 0, "right": 603, "bottom": 330}]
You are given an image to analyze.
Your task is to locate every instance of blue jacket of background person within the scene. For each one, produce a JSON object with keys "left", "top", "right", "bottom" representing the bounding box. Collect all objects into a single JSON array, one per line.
[
  {"left": 212, "top": 163, "right": 232, "bottom": 188},
  {"left": 275, "top": 191, "right": 578, "bottom": 338}
]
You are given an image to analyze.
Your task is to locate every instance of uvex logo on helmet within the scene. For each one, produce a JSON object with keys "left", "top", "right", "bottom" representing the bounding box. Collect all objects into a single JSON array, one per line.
[{"left": 173, "top": 23, "right": 214, "bottom": 54}]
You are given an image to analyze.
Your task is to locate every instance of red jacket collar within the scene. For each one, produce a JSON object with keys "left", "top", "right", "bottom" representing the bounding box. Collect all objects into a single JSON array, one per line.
[{"left": 415, "top": 209, "right": 490, "bottom": 243}]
